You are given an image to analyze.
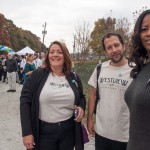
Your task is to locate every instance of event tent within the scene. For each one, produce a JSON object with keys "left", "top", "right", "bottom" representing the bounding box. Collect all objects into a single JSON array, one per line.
[
  {"left": 0, "top": 45, "right": 15, "bottom": 54},
  {"left": 16, "top": 46, "right": 35, "bottom": 55}
]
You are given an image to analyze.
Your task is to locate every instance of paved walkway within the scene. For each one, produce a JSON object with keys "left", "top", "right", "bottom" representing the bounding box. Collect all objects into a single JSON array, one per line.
[{"left": 0, "top": 81, "right": 95, "bottom": 150}]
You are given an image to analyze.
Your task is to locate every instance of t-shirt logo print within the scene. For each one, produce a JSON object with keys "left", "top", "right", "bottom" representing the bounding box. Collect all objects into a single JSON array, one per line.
[
  {"left": 50, "top": 82, "right": 69, "bottom": 88},
  {"left": 118, "top": 73, "right": 123, "bottom": 77}
]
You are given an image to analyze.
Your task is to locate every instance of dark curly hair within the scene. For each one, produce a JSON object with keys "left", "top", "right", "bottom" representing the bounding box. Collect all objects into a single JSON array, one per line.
[
  {"left": 129, "top": 9, "right": 150, "bottom": 78},
  {"left": 102, "top": 32, "right": 124, "bottom": 51}
]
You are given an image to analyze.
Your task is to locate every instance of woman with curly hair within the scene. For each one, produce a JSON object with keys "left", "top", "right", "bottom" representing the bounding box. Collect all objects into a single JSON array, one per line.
[{"left": 125, "top": 9, "right": 150, "bottom": 150}]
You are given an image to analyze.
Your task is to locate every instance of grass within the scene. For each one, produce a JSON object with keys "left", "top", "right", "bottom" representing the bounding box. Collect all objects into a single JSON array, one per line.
[{"left": 73, "top": 60, "right": 99, "bottom": 116}]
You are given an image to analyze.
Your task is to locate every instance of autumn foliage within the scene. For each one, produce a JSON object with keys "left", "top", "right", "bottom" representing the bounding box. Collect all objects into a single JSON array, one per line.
[{"left": 0, "top": 13, "right": 46, "bottom": 52}]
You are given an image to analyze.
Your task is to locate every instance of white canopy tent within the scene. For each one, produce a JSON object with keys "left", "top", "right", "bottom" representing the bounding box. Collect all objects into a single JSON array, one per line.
[{"left": 16, "top": 46, "right": 35, "bottom": 55}]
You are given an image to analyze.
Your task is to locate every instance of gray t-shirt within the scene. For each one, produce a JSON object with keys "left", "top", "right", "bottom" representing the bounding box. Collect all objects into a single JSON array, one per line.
[{"left": 39, "top": 73, "right": 75, "bottom": 123}]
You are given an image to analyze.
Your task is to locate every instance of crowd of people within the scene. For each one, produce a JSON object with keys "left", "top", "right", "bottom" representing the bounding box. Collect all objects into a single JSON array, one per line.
[
  {"left": 1, "top": 9, "right": 150, "bottom": 150},
  {"left": 0, "top": 52, "right": 46, "bottom": 92}
]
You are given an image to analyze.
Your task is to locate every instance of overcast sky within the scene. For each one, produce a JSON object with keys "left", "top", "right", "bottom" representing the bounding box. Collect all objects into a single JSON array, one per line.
[{"left": 1, "top": 0, "right": 150, "bottom": 52}]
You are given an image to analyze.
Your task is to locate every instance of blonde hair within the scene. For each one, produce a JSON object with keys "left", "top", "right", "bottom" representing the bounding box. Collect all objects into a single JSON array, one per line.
[{"left": 26, "top": 54, "right": 33, "bottom": 62}]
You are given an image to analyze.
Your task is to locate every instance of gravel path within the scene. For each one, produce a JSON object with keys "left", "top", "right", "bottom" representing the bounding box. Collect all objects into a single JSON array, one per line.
[{"left": 0, "top": 81, "right": 95, "bottom": 150}]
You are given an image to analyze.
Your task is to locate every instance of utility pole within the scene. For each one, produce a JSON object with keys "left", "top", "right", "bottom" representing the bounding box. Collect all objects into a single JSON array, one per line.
[{"left": 42, "top": 22, "right": 47, "bottom": 52}]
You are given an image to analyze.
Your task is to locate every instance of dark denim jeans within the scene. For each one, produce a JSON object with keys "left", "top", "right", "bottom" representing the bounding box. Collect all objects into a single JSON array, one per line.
[
  {"left": 95, "top": 133, "right": 127, "bottom": 150},
  {"left": 39, "top": 117, "right": 75, "bottom": 150}
]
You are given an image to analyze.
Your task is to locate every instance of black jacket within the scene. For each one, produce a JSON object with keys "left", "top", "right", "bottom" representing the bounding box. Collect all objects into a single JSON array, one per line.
[
  {"left": 6, "top": 58, "right": 17, "bottom": 73},
  {"left": 20, "top": 68, "right": 86, "bottom": 150}
]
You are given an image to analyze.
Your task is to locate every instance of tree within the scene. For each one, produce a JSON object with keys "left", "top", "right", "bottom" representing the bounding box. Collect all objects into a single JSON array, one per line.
[
  {"left": 0, "top": 13, "right": 45, "bottom": 52},
  {"left": 0, "top": 14, "right": 11, "bottom": 47},
  {"left": 73, "top": 21, "right": 91, "bottom": 60},
  {"left": 89, "top": 17, "right": 116, "bottom": 55},
  {"left": 89, "top": 17, "right": 131, "bottom": 57},
  {"left": 133, "top": 6, "right": 148, "bottom": 23},
  {"left": 115, "top": 18, "right": 131, "bottom": 52}
]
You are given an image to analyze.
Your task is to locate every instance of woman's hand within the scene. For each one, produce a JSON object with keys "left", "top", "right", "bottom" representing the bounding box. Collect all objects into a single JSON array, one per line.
[
  {"left": 74, "top": 105, "right": 84, "bottom": 122},
  {"left": 26, "top": 71, "right": 33, "bottom": 76},
  {"left": 23, "top": 134, "right": 35, "bottom": 150}
]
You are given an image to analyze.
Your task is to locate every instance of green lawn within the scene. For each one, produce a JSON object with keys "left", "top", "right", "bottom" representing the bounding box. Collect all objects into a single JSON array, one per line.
[{"left": 73, "top": 60, "right": 99, "bottom": 116}]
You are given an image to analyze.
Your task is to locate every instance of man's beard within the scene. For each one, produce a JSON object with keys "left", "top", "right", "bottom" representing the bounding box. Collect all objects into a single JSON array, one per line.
[{"left": 110, "top": 54, "right": 124, "bottom": 64}]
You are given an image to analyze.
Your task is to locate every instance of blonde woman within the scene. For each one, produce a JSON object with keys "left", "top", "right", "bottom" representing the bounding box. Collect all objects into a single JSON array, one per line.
[{"left": 24, "top": 54, "right": 35, "bottom": 83}]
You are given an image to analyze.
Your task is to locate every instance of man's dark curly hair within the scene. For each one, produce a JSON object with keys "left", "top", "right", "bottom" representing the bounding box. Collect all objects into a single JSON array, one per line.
[{"left": 129, "top": 9, "right": 150, "bottom": 78}]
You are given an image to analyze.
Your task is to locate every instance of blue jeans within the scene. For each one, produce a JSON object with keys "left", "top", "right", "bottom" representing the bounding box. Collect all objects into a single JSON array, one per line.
[{"left": 39, "top": 117, "right": 75, "bottom": 150}]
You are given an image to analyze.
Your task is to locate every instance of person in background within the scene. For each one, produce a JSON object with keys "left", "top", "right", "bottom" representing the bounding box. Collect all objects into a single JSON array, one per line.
[
  {"left": 40, "top": 52, "right": 45, "bottom": 67},
  {"left": 6, "top": 53, "right": 17, "bottom": 92},
  {"left": 13, "top": 54, "right": 21, "bottom": 83},
  {"left": 87, "top": 33, "right": 132, "bottom": 150},
  {"left": 2, "top": 54, "right": 7, "bottom": 83},
  {"left": 33, "top": 53, "right": 42, "bottom": 69},
  {"left": 25, "top": 53, "right": 28, "bottom": 60},
  {"left": 20, "top": 55, "right": 26, "bottom": 84},
  {"left": 0, "top": 55, "right": 3, "bottom": 81},
  {"left": 20, "top": 41, "right": 86, "bottom": 150},
  {"left": 23, "top": 54, "right": 35, "bottom": 83},
  {"left": 125, "top": 9, "right": 150, "bottom": 150},
  {"left": 20, "top": 55, "right": 26, "bottom": 69}
]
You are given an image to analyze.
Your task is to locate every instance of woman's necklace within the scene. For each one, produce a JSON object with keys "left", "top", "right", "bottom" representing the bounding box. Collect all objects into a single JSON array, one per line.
[{"left": 53, "top": 73, "right": 64, "bottom": 82}]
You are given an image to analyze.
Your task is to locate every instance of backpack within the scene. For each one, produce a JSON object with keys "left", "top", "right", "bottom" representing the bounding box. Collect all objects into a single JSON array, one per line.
[{"left": 94, "top": 63, "right": 102, "bottom": 114}]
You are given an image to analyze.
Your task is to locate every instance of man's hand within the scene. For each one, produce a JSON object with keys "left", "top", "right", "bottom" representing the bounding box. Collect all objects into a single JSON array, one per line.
[
  {"left": 87, "top": 86, "right": 96, "bottom": 136},
  {"left": 87, "top": 118, "right": 95, "bottom": 136}
]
